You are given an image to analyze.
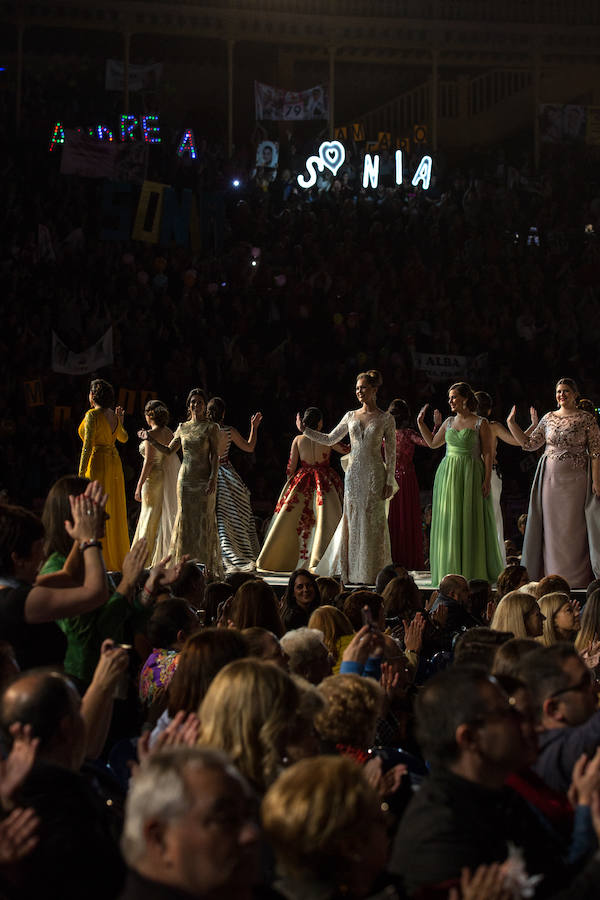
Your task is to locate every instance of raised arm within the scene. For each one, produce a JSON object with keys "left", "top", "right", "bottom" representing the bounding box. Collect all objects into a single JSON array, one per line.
[
  {"left": 417, "top": 405, "right": 448, "bottom": 449},
  {"left": 479, "top": 419, "right": 493, "bottom": 499},
  {"left": 206, "top": 422, "right": 220, "bottom": 495},
  {"left": 114, "top": 406, "right": 128, "bottom": 444},
  {"left": 286, "top": 437, "right": 300, "bottom": 478},
  {"left": 230, "top": 412, "right": 263, "bottom": 453},
  {"left": 139, "top": 429, "right": 181, "bottom": 456},
  {"left": 78, "top": 410, "right": 96, "bottom": 477},
  {"left": 297, "top": 412, "right": 349, "bottom": 446},
  {"left": 382, "top": 414, "right": 397, "bottom": 500},
  {"left": 135, "top": 441, "right": 158, "bottom": 502},
  {"left": 493, "top": 407, "right": 538, "bottom": 446},
  {"left": 507, "top": 407, "right": 546, "bottom": 451},
  {"left": 25, "top": 484, "right": 109, "bottom": 623}
]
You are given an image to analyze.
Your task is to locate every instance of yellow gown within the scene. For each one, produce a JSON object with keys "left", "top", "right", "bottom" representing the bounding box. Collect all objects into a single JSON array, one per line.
[{"left": 78, "top": 408, "right": 130, "bottom": 571}]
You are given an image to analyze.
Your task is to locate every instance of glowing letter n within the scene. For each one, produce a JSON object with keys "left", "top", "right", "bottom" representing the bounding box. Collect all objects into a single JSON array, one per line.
[{"left": 362, "top": 154, "right": 380, "bottom": 189}]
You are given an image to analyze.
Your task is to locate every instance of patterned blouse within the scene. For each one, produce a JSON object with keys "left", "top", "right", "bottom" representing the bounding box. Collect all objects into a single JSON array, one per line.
[
  {"left": 139, "top": 648, "right": 179, "bottom": 706},
  {"left": 522, "top": 410, "right": 600, "bottom": 469}
]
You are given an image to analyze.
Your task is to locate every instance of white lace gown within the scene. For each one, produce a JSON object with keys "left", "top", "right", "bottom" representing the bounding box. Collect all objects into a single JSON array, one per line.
[{"left": 305, "top": 410, "right": 397, "bottom": 585}]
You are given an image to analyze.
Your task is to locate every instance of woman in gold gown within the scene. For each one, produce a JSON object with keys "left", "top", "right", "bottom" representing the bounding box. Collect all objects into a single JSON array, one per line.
[
  {"left": 78, "top": 378, "right": 129, "bottom": 571},
  {"left": 139, "top": 388, "right": 223, "bottom": 578},
  {"left": 132, "top": 400, "right": 180, "bottom": 566}
]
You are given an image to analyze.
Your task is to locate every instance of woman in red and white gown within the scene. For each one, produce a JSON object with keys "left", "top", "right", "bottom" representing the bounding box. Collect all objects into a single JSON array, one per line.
[{"left": 257, "top": 408, "right": 346, "bottom": 573}]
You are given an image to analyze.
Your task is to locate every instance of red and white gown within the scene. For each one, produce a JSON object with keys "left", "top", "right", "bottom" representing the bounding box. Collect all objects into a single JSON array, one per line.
[{"left": 257, "top": 448, "right": 343, "bottom": 574}]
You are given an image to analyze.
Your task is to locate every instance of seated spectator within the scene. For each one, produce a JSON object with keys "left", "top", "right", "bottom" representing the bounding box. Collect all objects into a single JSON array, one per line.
[
  {"left": 151, "top": 628, "right": 248, "bottom": 744},
  {"left": 538, "top": 593, "right": 581, "bottom": 646},
  {"left": 242, "top": 626, "right": 288, "bottom": 669},
  {"left": 1, "top": 669, "right": 126, "bottom": 900},
  {"left": 307, "top": 605, "right": 354, "bottom": 672},
  {"left": 342, "top": 590, "right": 385, "bottom": 632},
  {"left": 262, "top": 756, "right": 393, "bottom": 900},
  {"left": 586, "top": 579, "right": 600, "bottom": 601},
  {"left": 518, "top": 643, "right": 600, "bottom": 794},
  {"left": 167, "top": 560, "right": 206, "bottom": 611},
  {"left": 453, "top": 627, "right": 512, "bottom": 671},
  {"left": 203, "top": 580, "right": 234, "bottom": 626},
  {"left": 492, "top": 637, "right": 540, "bottom": 677},
  {"left": 315, "top": 575, "right": 342, "bottom": 606},
  {"left": 388, "top": 667, "right": 600, "bottom": 896},
  {"left": 120, "top": 748, "right": 260, "bottom": 900},
  {"left": 138, "top": 598, "right": 200, "bottom": 710},
  {"left": 229, "top": 579, "right": 284, "bottom": 637},
  {"left": 429, "top": 574, "right": 479, "bottom": 633},
  {"left": 314, "top": 673, "right": 383, "bottom": 762},
  {"left": 536, "top": 575, "right": 571, "bottom": 601},
  {"left": 375, "top": 564, "right": 408, "bottom": 595},
  {"left": 381, "top": 575, "right": 421, "bottom": 626},
  {"left": 198, "top": 658, "right": 312, "bottom": 793},
  {"left": 496, "top": 565, "right": 529, "bottom": 599},
  {"left": 281, "top": 569, "right": 321, "bottom": 630},
  {"left": 0, "top": 489, "right": 108, "bottom": 671},
  {"left": 490, "top": 590, "right": 545, "bottom": 639},
  {"left": 576, "top": 588, "right": 600, "bottom": 663},
  {"left": 280, "top": 627, "right": 332, "bottom": 683},
  {"left": 467, "top": 579, "right": 492, "bottom": 621}
]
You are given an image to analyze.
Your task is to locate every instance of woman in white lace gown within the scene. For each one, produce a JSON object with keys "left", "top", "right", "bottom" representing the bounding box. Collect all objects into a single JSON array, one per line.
[
  {"left": 133, "top": 400, "right": 180, "bottom": 566},
  {"left": 296, "top": 369, "right": 396, "bottom": 585}
]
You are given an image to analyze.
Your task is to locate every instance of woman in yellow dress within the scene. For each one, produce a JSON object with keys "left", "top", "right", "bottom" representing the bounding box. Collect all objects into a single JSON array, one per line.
[
  {"left": 139, "top": 388, "right": 223, "bottom": 578},
  {"left": 78, "top": 378, "right": 130, "bottom": 571}
]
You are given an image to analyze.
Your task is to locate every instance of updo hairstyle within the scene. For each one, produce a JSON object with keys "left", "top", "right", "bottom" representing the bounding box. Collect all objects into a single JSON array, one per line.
[
  {"left": 475, "top": 391, "right": 492, "bottom": 418},
  {"left": 387, "top": 399, "right": 410, "bottom": 428},
  {"left": 556, "top": 377, "right": 581, "bottom": 407},
  {"left": 206, "top": 397, "right": 226, "bottom": 424},
  {"left": 302, "top": 407, "right": 323, "bottom": 430},
  {"left": 144, "top": 400, "right": 170, "bottom": 427},
  {"left": 357, "top": 369, "right": 383, "bottom": 390},
  {"left": 89, "top": 379, "right": 114, "bottom": 408},
  {"left": 449, "top": 382, "right": 477, "bottom": 412}
]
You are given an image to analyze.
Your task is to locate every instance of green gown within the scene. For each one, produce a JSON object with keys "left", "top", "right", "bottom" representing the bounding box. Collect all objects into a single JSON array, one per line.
[{"left": 430, "top": 418, "right": 503, "bottom": 587}]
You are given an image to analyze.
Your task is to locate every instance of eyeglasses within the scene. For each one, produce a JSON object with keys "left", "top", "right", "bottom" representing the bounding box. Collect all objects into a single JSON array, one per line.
[{"left": 550, "top": 669, "right": 594, "bottom": 700}]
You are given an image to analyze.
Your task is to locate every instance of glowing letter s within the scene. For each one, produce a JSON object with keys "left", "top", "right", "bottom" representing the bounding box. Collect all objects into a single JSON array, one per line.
[{"left": 297, "top": 155, "right": 324, "bottom": 189}]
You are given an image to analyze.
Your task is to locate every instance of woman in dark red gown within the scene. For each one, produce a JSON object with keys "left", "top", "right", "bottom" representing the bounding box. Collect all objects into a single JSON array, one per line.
[{"left": 386, "top": 399, "right": 439, "bottom": 570}]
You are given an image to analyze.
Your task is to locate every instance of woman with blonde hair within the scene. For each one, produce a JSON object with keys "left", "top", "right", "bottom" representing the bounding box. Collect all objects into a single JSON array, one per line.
[
  {"left": 538, "top": 592, "right": 580, "bottom": 646},
  {"left": 197, "top": 658, "right": 308, "bottom": 793},
  {"left": 297, "top": 369, "right": 397, "bottom": 585},
  {"left": 262, "top": 756, "right": 391, "bottom": 900},
  {"left": 490, "top": 590, "right": 545, "bottom": 639},
  {"left": 315, "top": 673, "right": 383, "bottom": 757},
  {"left": 308, "top": 605, "right": 354, "bottom": 671}
]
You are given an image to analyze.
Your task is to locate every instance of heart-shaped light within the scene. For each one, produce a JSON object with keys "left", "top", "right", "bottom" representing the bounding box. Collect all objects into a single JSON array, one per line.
[{"left": 318, "top": 141, "right": 345, "bottom": 176}]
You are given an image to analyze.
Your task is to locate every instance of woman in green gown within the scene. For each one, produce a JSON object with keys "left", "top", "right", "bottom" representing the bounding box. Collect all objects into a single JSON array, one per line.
[{"left": 417, "top": 382, "right": 503, "bottom": 587}]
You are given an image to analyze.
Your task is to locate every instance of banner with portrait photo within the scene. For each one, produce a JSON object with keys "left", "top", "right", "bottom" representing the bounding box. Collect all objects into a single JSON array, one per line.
[
  {"left": 256, "top": 141, "right": 279, "bottom": 169},
  {"left": 539, "top": 104, "right": 586, "bottom": 143},
  {"left": 255, "top": 81, "right": 329, "bottom": 121}
]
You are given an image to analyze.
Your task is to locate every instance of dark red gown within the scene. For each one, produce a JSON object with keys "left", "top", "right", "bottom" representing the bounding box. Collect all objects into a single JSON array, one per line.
[{"left": 388, "top": 428, "right": 426, "bottom": 569}]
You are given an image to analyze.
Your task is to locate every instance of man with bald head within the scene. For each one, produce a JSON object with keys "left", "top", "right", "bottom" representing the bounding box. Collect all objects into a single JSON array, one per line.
[
  {"left": 0, "top": 670, "right": 124, "bottom": 900},
  {"left": 430, "top": 574, "right": 480, "bottom": 635}
]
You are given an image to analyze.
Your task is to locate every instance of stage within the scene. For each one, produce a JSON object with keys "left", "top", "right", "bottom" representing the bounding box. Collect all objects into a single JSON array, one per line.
[{"left": 258, "top": 569, "right": 437, "bottom": 599}]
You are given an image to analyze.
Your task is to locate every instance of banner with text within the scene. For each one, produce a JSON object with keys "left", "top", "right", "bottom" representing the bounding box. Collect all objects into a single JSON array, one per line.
[
  {"left": 412, "top": 351, "right": 488, "bottom": 384},
  {"left": 60, "top": 130, "right": 147, "bottom": 182},
  {"left": 105, "top": 60, "right": 163, "bottom": 92},
  {"left": 52, "top": 328, "right": 114, "bottom": 375},
  {"left": 255, "top": 81, "right": 329, "bottom": 121}
]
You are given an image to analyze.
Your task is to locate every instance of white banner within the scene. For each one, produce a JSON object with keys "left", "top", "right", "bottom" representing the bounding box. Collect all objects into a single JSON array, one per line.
[
  {"left": 255, "top": 81, "right": 328, "bottom": 121},
  {"left": 105, "top": 60, "right": 163, "bottom": 92},
  {"left": 52, "top": 328, "right": 114, "bottom": 375},
  {"left": 411, "top": 351, "right": 488, "bottom": 383}
]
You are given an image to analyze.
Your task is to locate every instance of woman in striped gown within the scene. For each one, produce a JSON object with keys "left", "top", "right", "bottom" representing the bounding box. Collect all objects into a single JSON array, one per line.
[{"left": 207, "top": 397, "right": 262, "bottom": 573}]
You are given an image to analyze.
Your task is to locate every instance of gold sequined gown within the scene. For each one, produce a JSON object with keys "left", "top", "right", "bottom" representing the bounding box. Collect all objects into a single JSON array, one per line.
[
  {"left": 169, "top": 420, "right": 223, "bottom": 578},
  {"left": 521, "top": 410, "right": 600, "bottom": 588},
  {"left": 78, "top": 408, "right": 129, "bottom": 571},
  {"left": 305, "top": 410, "right": 397, "bottom": 584}
]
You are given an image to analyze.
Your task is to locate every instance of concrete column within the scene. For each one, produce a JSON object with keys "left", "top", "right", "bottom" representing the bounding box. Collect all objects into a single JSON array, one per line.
[
  {"left": 15, "top": 22, "right": 24, "bottom": 134},
  {"left": 227, "top": 39, "right": 235, "bottom": 158},
  {"left": 431, "top": 48, "right": 439, "bottom": 151},
  {"left": 328, "top": 46, "right": 336, "bottom": 138},
  {"left": 123, "top": 32, "right": 130, "bottom": 115}
]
